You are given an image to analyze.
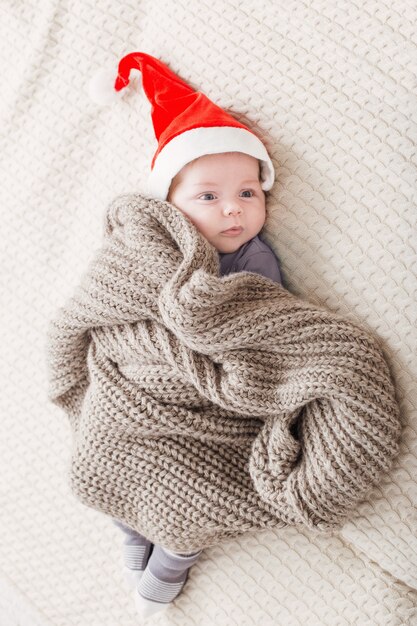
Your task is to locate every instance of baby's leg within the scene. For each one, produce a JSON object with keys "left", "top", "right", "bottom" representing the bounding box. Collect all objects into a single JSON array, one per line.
[
  {"left": 112, "top": 519, "right": 153, "bottom": 585},
  {"left": 135, "top": 544, "right": 202, "bottom": 618}
]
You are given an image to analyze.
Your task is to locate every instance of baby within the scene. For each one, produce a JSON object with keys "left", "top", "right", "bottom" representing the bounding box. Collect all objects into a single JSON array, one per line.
[
  {"left": 92, "top": 52, "right": 281, "bottom": 619},
  {"left": 115, "top": 150, "right": 282, "bottom": 620}
]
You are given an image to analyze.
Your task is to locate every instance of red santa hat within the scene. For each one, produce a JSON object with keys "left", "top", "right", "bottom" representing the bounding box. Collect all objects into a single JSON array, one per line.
[{"left": 89, "top": 52, "right": 275, "bottom": 200}]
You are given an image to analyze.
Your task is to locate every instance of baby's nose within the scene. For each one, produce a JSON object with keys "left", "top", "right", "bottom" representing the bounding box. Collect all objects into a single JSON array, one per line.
[{"left": 223, "top": 202, "right": 242, "bottom": 216}]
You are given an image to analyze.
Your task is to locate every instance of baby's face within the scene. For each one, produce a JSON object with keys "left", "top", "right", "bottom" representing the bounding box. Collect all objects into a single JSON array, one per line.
[{"left": 168, "top": 152, "right": 266, "bottom": 253}]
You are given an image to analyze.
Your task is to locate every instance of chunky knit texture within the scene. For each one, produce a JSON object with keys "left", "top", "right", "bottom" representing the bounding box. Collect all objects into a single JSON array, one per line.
[{"left": 47, "top": 193, "right": 401, "bottom": 553}]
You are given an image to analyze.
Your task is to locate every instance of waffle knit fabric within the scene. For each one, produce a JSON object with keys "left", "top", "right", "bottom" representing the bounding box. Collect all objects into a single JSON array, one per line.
[{"left": 47, "top": 193, "right": 401, "bottom": 553}]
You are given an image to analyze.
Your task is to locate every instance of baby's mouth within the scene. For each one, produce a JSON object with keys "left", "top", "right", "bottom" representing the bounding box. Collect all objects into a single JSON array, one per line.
[{"left": 221, "top": 226, "right": 243, "bottom": 234}]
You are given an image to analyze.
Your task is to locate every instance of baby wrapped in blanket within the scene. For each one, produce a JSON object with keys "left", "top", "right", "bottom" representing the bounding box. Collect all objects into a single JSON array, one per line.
[{"left": 48, "top": 53, "right": 401, "bottom": 619}]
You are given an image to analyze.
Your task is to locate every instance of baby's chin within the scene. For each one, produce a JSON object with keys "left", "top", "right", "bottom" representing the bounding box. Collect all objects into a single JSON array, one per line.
[{"left": 215, "top": 235, "right": 254, "bottom": 254}]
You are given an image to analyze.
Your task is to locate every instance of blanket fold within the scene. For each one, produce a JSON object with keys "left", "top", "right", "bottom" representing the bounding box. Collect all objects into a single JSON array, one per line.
[{"left": 47, "top": 193, "right": 401, "bottom": 551}]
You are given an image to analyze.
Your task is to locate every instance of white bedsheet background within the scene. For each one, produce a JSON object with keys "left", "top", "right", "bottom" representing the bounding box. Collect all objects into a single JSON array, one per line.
[{"left": 1, "top": 1, "right": 416, "bottom": 624}]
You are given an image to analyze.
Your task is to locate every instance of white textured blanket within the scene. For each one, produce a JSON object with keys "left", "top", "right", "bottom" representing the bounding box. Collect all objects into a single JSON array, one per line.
[{"left": 1, "top": 1, "right": 416, "bottom": 625}]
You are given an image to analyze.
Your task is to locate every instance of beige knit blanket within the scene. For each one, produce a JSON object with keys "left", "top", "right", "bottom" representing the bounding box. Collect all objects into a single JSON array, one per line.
[{"left": 47, "top": 193, "right": 401, "bottom": 553}]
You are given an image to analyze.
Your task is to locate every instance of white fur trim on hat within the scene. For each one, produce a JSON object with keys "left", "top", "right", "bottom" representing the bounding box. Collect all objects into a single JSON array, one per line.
[{"left": 146, "top": 126, "right": 275, "bottom": 200}]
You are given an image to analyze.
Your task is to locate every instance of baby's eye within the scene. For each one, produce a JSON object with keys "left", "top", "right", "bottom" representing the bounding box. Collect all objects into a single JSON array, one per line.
[
  {"left": 240, "top": 190, "right": 254, "bottom": 198},
  {"left": 199, "top": 193, "right": 216, "bottom": 201}
]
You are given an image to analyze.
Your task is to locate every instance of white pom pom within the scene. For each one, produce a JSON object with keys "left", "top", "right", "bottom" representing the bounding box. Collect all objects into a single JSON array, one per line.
[{"left": 88, "top": 68, "right": 124, "bottom": 105}]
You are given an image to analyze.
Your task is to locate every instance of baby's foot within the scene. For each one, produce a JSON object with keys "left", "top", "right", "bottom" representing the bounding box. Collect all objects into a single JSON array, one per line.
[
  {"left": 123, "top": 535, "right": 153, "bottom": 587},
  {"left": 113, "top": 520, "right": 153, "bottom": 587},
  {"left": 134, "top": 545, "right": 201, "bottom": 619}
]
